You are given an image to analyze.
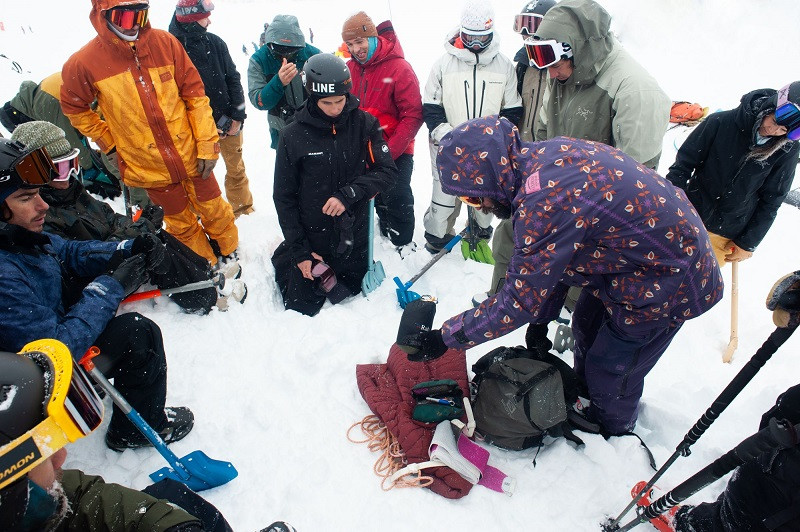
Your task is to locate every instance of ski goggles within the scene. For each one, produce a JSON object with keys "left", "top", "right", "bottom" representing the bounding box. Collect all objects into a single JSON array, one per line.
[
  {"left": 460, "top": 31, "right": 493, "bottom": 50},
  {"left": 775, "top": 84, "right": 800, "bottom": 141},
  {"left": 268, "top": 43, "right": 302, "bottom": 61},
  {"left": 513, "top": 13, "right": 544, "bottom": 35},
  {"left": 524, "top": 38, "right": 573, "bottom": 69},
  {"left": 106, "top": 5, "right": 149, "bottom": 30},
  {"left": 175, "top": 0, "right": 215, "bottom": 19},
  {"left": 1, "top": 144, "right": 57, "bottom": 187},
  {"left": 459, "top": 196, "right": 484, "bottom": 208},
  {"left": 0, "top": 340, "right": 104, "bottom": 490},
  {"left": 52, "top": 149, "right": 81, "bottom": 182},
  {"left": 311, "top": 261, "right": 338, "bottom": 293}
]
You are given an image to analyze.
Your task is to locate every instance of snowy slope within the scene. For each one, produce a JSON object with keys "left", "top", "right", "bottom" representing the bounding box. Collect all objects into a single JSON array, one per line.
[{"left": 2, "top": 1, "right": 800, "bottom": 530}]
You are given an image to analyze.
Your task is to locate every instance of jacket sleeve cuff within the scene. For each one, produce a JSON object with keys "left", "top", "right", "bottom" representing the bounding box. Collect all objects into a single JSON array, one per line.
[{"left": 196, "top": 141, "right": 220, "bottom": 160}]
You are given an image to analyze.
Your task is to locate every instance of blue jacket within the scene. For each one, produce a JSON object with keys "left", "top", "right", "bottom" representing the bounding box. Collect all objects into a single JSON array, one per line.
[{"left": 0, "top": 223, "right": 128, "bottom": 359}]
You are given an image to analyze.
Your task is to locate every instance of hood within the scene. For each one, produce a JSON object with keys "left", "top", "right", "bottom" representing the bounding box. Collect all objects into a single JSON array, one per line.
[
  {"left": 736, "top": 88, "right": 776, "bottom": 133},
  {"left": 366, "top": 20, "right": 406, "bottom": 66},
  {"left": 533, "top": 0, "right": 613, "bottom": 85},
  {"left": 263, "top": 14, "right": 305, "bottom": 47},
  {"left": 90, "top": 0, "right": 152, "bottom": 43},
  {"left": 444, "top": 27, "right": 502, "bottom": 66},
  {"left": 437, "top": 116, "right": 530, "bottom": 207},
  {"left": 168, "top": 13, "right": 207, "bottom": 40}
]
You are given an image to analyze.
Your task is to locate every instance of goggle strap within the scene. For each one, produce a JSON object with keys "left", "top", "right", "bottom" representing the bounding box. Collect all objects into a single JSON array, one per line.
[{"left": 0, "top": 417, "right": 70, "bottom": 490}]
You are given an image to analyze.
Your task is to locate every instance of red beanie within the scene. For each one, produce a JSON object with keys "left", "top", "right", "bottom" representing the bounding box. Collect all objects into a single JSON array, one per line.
[{"left": 176, "top": 0, "right": 212, "bottom": 23}]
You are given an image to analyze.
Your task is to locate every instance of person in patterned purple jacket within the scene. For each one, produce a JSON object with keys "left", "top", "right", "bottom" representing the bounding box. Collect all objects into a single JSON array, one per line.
[{"left": 402, "top": 115, "right": 723, "bottom": 435}]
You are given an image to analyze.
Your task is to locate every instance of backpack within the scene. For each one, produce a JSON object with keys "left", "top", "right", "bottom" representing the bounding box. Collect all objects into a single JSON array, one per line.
[
  {"left": 470, "top": 346, "right": 599, "bottom": 451},
  {"left": 669, "top": 101, "right": 708, "bottom": 125}
]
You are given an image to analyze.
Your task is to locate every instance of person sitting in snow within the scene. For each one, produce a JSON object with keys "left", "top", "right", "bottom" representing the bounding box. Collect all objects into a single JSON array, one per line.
[
  {"left": 272, "top": 53, "right": 396, "bottom": 316},
  {"left": 667, "top": 81, "right": 800, "bottom": 266},
  {"left": 0, "top": 136, "right": 194, "bottom": 451},
  {"left": 10, "top": 121, "right": 245, "bottom": 314},
  {"left": 400, "top": 116, "right": 723, "bottom": 436}
]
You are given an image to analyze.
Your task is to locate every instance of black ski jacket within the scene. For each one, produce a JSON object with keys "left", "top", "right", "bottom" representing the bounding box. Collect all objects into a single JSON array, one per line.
[
  {"left": 273, "top": 93, "right": 396, "bottom": 264},
  {"left": 666, "top": 89, "right": 799, "bottom": 251},
  {"left": 168, "top": 15, "right": 246, "bottom": 123}
]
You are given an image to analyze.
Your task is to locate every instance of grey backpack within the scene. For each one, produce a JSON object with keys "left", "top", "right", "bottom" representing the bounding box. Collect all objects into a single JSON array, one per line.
[{"left": 471, "top": 346, "right": 597, "bottom": 451}]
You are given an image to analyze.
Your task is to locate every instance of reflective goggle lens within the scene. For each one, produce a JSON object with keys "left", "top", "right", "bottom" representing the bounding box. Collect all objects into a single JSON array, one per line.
[
  {"left": 13, "top": 147, "right": 56, "bottom": 186},
  {"left": 53, "top": 153, "right": 80, "bottom": 182},
  {"left": 269, "top": 43, "right": 301, "bottom": 61},
  {"left": 312, "top": 262, "right": 337, "bottom": 292},
  {"left": 459, "top": 196, "right": 483, "bottom": 208},
  {"left": 108, "top": 7, "right": 149, "bottom": 30},
  {"left": 775, "top": 102, "right": 800, "bottom": 140},
  {"left": 525, "top": 40, "right": 559, "bottom": 69},
  {"left": 461, "top": 32, "right": 492, "bottom": 49},
  {"left": 513, "top": 13, "right": 543, "bottom": 35}
]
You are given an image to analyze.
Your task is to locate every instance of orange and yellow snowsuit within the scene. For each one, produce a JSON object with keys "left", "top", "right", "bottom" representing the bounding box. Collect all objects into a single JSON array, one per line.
[{"left": 61, "top": 0, "right": 237, "bottom": 264}]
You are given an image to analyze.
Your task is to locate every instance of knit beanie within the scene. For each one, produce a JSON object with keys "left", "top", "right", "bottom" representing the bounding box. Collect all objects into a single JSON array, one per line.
[
  {"left": 342, "top": 12, "right": 378, "bottom": 41},
  {"left": 461, "top": 0, "right": 495, "bottom": 35},
  {"left": 175, "top": 0, "right": 212, "bottom": 23},
  {"left": 11, "top": 121, "right": 72, "bottom": 160}
]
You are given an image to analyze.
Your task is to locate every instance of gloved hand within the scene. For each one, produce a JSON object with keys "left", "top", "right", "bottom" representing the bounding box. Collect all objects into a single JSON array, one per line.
[
  {"left": 131, "top": 233, "right": 168, "bottom": 275},
  {"left": 766, "top": 270, "right": 800, "bottom": 328},
  {"left": 109, "top": 254, "right": 149, "bottom": 297},
  {"left": 398, "top": 329, "right": 448, "bottom": 362},
  {"left": 139, "top": 204, "right": 164, "bottom": 229},
  {"left": 197, "top": 158, "right": 217, "bottom": 180}
]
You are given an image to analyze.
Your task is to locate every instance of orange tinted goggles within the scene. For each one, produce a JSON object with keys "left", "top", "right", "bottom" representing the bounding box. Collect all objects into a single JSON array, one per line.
[
  {"left": 107, "top": 6, "right": 149, "bottom": 30},
  {"left": 11, "top": 146, "right": 57, "bottom": 186}
]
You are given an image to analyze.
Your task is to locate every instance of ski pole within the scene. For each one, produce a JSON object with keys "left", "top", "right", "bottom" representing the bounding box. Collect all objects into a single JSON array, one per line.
[
  {"left": 606, "top": 322, "right": 798, "bottom": 529},
  {"left": 608, "top": 417, "right": 800, "bottom": 532},
  {"left": 122, "top": 273, "right": 223, "bottom": 304}
]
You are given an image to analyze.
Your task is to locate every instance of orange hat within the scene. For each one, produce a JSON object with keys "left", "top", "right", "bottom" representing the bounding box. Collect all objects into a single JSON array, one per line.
[{"left": 342, "top": 11, "right": 377, "bottom": 41}]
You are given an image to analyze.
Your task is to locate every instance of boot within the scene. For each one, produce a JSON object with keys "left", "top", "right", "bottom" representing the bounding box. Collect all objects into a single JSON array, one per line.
[
  {"left": 424, "top": 232, "right": 455, "bottom": 254},
  {"left": 106, "top": 406, "right": 194, "bottom": 452}
]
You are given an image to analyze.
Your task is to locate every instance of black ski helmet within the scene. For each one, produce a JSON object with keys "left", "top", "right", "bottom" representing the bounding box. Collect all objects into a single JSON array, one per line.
[
  {"left": 0, "top": 138, "right": 46, "bottom": 204},
  {"left": 517, "top": 0, "right": 556, "bottom": 35},
  {"left": 302, "top": 53, "right": 352, "bottom": 99}
]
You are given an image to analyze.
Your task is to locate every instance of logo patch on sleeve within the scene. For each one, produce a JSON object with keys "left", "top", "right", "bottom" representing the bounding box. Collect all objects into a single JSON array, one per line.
[{"left": 525, "top": 171, "right": 541, "bottom": 194}]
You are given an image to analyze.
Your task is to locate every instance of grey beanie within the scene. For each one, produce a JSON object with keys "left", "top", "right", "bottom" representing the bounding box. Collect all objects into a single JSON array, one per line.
[
  {"left": 263, "top": 15, "right": 305, "bottom": 47},
  {"left": 10, "top": 121, "right": 73, "bottom": 160}
]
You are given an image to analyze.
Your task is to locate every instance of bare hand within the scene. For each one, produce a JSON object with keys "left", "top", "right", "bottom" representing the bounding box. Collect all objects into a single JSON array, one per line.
[
  {"left": 725, "top": 244, "right": 753, "bottom": 262},
  {"left": 322, "top": 197, "right": 346, "bottom": 216},
  {"left": 197, "top": 158, "right": 217, "bottom": 180},
  {"left": 278, "top": 58, "right": 297, "bottom": 86},
  {"left": 227, "top": 120, "right": 242, "bottom": 136},
  {"left": 297, "top": 252, "right": 323, "bottom": 280}
]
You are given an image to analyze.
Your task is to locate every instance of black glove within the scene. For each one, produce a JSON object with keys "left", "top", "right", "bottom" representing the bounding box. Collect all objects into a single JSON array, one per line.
[
  {"left": 140, "top": 204, "right": 164, "bottom": 229},
  {"left": 131, "top": 234, "right": 167, "bottom": 274},
  {"left": 110, "top": 254, "right": 149, "bottom": 297},
  {"left": 766, "top": 270, "right": 800, "bottom": 328},
  {"left": 398, "top": 329, "right": 448, "bottom": 362}
]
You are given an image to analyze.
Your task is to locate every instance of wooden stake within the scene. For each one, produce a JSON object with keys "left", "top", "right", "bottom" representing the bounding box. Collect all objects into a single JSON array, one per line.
[{"left": 722, "top": 261, "right": 739, "bottom": 363}]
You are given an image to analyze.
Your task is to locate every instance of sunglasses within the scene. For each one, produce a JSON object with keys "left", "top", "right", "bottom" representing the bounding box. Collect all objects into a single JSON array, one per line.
[
  {"left": 52, "top": 149, "right": 81, "bottom": 182},
  {"left": 175, "top": 0, "right": 215, "bottom": 19},
  {"left": 0, "top": 340, "right": 104, "bottom": 490},
  {"left": 311, "top": 261, "right": 338, "bottom": 293},
  {"left": 1, "top": 144, "right": 57, "bottom": 187},
  {"left": 107, "top": 5, "right": 149, "bottom": 30},
  {"left": 460, "top": 31, "right": 493, "bottom": 50},
  {"left": 513, "top": 13, "right": 544, "bottom": 35},
  {"left": 459, "top": 196, "right": 483, "bottom": 208},
  {"left": 268, "top": 43, "right": 301, "bottom": 61},
  {"left": 775, "top": 83, "right": 800, "bottom": 141},
  {"left": 524, "top": 38, "right": 573, "bottom": 69}
]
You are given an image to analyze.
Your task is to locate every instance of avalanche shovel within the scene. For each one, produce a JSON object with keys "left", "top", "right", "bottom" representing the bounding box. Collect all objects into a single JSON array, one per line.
[
  {"left": 394, "top": 230, "right": 466, "bottom": 308},
  {"left": 80, "top": 347, "right": 238, "bottom": 492},
  {"left": 362, "top": 198, "right": 386, "bottom": 295},
  {"left": 122, "top": 273, "right": 224, "bottom": 304},
  {"left": 460, "top": 207, "right": 494, "bottom": 264}
]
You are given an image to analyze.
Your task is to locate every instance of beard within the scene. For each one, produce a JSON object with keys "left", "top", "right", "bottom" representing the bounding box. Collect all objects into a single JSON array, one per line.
[{"left": 481, "top": 201, "right": 513, "bottom": 220}]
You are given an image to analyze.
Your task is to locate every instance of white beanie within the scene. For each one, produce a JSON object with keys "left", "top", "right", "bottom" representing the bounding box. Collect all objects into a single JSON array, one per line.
[{"left": 461, "top": 0, "right": 494, "bottom": 35}]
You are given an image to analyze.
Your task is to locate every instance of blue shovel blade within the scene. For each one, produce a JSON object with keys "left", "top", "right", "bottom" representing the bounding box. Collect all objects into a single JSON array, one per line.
[
  {"left": 362, "top": 261, "right": 386, "bottom": 295},
  {"left": 149, "top": 450, "right": 238, "bottom": 492}
]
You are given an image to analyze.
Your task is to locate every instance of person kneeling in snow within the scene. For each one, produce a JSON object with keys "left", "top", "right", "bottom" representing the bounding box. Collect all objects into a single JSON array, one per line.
[
  {"left": 11, "top": 121, "right": 245, "bottom": 314},
  {"left": 272, "top": 53, "right": 396, "bottom": 316},
  {"left": 400, "top": 116, "right": 723, "bottom": 436}
]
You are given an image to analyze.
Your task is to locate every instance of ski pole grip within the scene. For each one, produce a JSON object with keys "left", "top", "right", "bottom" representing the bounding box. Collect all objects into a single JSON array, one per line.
[{"left": 79, "top": 346, "right": 102, "bottom": 371}]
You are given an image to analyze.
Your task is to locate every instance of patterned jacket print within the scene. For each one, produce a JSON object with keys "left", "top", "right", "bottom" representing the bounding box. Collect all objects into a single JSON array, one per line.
[{"left": 435, "top": 116, "right": 722, "bottom": 349}]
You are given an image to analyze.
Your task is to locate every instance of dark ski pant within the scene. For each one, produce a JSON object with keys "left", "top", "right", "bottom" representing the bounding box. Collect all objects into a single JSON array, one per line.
[
  {"left": 92, "top": 313, "right": 168, "bottom": 441},
  {"left": 376, "top": 153, "right": 415, "bottom": 246},
  {"left": 571, "top": 291, "right": 682, "bottom": 434},
  {"left": 153, "top": 231, "right": 217, "bottom": 314},
  {"left": 144, "top": 478, "right": 233, "bottom": 532},
  {"left": 272, "top": 241, "right": 365, "bottom": 316}
]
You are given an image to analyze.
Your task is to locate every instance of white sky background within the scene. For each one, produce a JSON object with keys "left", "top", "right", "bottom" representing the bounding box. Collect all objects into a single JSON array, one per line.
[{"left": 2, "top": 0, "right": 800, "bottom": 530}]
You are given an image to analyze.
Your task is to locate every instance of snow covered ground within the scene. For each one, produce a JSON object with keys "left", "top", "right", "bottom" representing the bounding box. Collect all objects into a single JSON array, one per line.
[{"left": 2, "top": 0, "right": 800, "bottom": 530}]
